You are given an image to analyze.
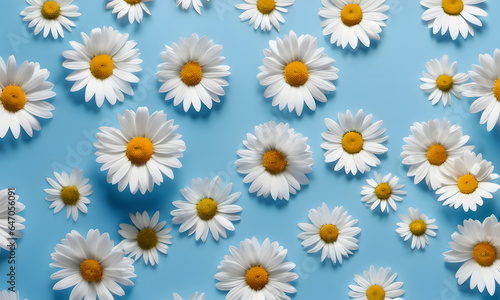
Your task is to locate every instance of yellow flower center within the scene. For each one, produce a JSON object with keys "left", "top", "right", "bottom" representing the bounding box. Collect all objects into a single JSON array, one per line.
[
  {"left": 426, "top": 144, "right": 447, "bottom": 166},
  {"left": 436, "top": 74, "right": 454, "bottom": 92},
  {"left": 1, "top": 85, "right": 27, "bottom": 113},
  {"left": 245, "top": 266, "right": 269, "bottom": 290},
  {"left": 60, "top": 186, "right": 80, "bottom": 205},
  {"left": 493, "top": 77, "right": 500, "bottom": 101},
  {"left": 319, "top": 224, "right": 339, "bottom": 243},
  {"left": 41, "top": 1, "right": 61, "bottom": 20},
  {"left": 136, "top": 228, "right": 158, "bottom": 250},
  {"left": 284, "top": 61, "right": 309, "bottom": 87},
  {"left": 342, "top": 131, "right": 364, "bottom": 154},
  {"left": 262, "top": 149, "right": 287, "bottom": 174},
  {"left": 80, "top": 259, "right": 103, "bottom": 282},
  {"left": 341, "top": 4, "right": 363, "bottom": 27},
  {"left": 126, "top": 137, "right": 154, "bottom": 165},
  {"left": 256, "top": 0, "right": 276, "bottom": 14},
  {"left": 196, "top": 198, "right": 218, "bottom": 221},
  {"left": 124, "top": 0, "right": 141, "bottom": 5},
  {"left": 473, "top": 242, "right": 497, "bottom": 267},
  {"left": 89, "top": 54, "right": 114, "bottom": 80},
  {"left": 457, "top": 174, "right": 479, "bottom": 194},
  {"left": 442, "top": 0, "right": 464, "bottom": 16},
  {"left": 409, "top": 219, "right": 427, "bottom": 236},
  {"left": 180, "top": 62, "right": 203, "bottom": 86},
  {"left": 375, "top": 183, "right": 392, "bottom": 200},
  {"left": 366, "top": 285, "right": 385, "bottom": 300}
]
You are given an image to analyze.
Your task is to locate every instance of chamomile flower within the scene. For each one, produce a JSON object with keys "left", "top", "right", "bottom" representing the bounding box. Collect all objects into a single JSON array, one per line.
[
  {"left": 157, "top": 33, "right": 230, "bottom": 112},
  {"left": 0, "top": 189, "right": 25, "bottom": 251},
  {"left": 361, "top": 172, "right": 406, "bottom": 213},
  {"left": 50, "top": 229, "right": 136, "bottom": 299},
  {"left": 319, "top": 0, "right": 389, "bottom": 49},
  {"left": 0, "top": 291, "right": 19, "bottom": 300},
  {"left": 321, "top": 109, "right": 388, "bottom": 175},
  {"left": 107, "top": 0, "right": 152, "bottom": 24},
  {"left": 236, "top": 0, "right": 294, "bottom": 32},
  {"left": 176, "top": 0, "right": 204, "bottom": 14},
  {"left": 171, "top": 176, "right": 242, "bottom": 242},
  {"left": 348, "top": 266, "right": 405, "bottom": 300},
  {"left": 257, "top": 30, "right": 338, "bottom": 116},
  {"left": 215, "top": 237, "right": 298, "bottom": 300},
  {"left": 20, "top": 0, "right": 80, "bottom": 39},
  {"left": 298, "top": 203, "right": 361, "bottom": 264},
  {"left": 421, "top": 0, "right": 487, "bottom": 40},
  {"left": 396, "top": 207, "right": 438, "bottom": 250},
  {"left": 235, "top": 121, "right": 313, "bottom": 201},
  {"left": 444, "top": 214, "right": 500, "bottom": 296},
  {"left": 94, "top": 106, "right": 186, "bottom": 194},
  {"left": 0, "top": 55, "right": 55, "bottom": 139},
  {"left": 44, "top": 167, "right": 92, "bottom": 221},
  {"left": 173, "top": 292, "right": 205, "bottom": 300},
  {"left": 63, "top": 26, "right": 142, "bottom": 107},
  {"left": 420, "top": 55, "right": 469, "bottom": 106}
]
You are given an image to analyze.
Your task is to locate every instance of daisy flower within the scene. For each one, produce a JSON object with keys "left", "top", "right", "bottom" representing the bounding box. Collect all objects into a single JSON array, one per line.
[
  {"left": 257, "top": 30, "right": 338, "bottom": 116},
  {"left": 321, "top": 109, "right": 388, "bottom": 175},
  {"left": 118, "top": 211, "right": 172, "bottom": 266},
  {"left": 215, "top": 237, "right": 298, "bottom": 299},
  {"left": 176, "top": 0, "right": 204, "bottom": 14},
  {"left": 173, "top": 292, "right": 205, "bottom": 300},
  {"left": 94, "top": 106, "right": 186, "bottom": 194},
  {"left": 20, "top": 0, "right": 80, "bottom": 39},
  {"left": 235, "top": 0, "right": 294, "bottom": 32},
  {"left": 319, "top": 0, "right": 389, "bottom": 49},
  {"left": 401, "top": 118, "right": 474, "bottom": 190},
  {"left": 235, "top": 121, "right": 313, "bottom": 201},
  {"left": 62, "top": 26, "right": 142, "bottom": 107},
  {"left": 361, "top": 172, "right": 406, "bottom": 213},
  {"left": 171, "top": 176, "right": 242, "bottom": 242},
  {"left": 396, "top": 207, "right": 438, "bottom": 250},
  {"left": 348, "top": 265, "right": 404, "bottom": 300},
  {"left": 298, "top": 203, "right": 361, "bottom": 264},
  {"left": 157, "top": 33, "right": 230, "bottom": 112},
  {"left": 421, "top": 0, "right": 487, "bottom": 40},
  {"left": 0, "top": 55, "right": 55, "bottom": 139},
  {"left": 420, "top": 55, "right": 469, "bottom": 106},
  {"left": 44, "top": 167, "right": 92, "bottom": 221},
  {"left": 0, "top": 189, "right": 25, "bottom": 252},
  {"left": 444, "top": 214, "right": 500, "bottom": 296},
  {"left": 107, "top": 0, "right": 152, "bottom": 24},
  {"left": 0, "top": 291, "right": 19, "bottom": 300}
]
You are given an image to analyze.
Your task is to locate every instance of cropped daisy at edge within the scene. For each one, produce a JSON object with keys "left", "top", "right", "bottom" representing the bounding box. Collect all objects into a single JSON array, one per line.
[
  {"left": 348, "top": 265, "right": 404, "bottom": 300},
  {"left": 107, "top": 0, "right": 152, "bottom": 24},
  {"left": 0, "top": 189, "right": 25, "bottom": 252},
  {"left": 236, "top": 0, "right": 294, "bottom": 32},
  {"left": 21, "top": 0, "right": 80, "bottom": 39}
]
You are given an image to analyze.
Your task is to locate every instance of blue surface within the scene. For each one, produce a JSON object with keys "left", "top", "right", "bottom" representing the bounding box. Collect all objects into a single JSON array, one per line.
[{"left": 0, "top": 0, "right": 500, "bottom": 299}]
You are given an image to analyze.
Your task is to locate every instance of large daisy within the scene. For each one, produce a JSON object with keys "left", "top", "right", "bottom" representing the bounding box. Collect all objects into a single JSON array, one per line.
[
  {"left": 0, "top": 189, "right": 25, "bottom": 251},
  {"left": 106, "top": 0, "right": 152, "bottom": 24},
  {"left": 396, "top": 207, "right": 438, "bottom": 250},
  {"left": 62, "top": 26, "right": 142, "bottom": 107},
  {"left": 235, "top": 0, "right": 294, "bottom": 32},
  {"left": 401, "top": 118, "right": 474, "bottom": 190},
  {"left": 176, "top": 0, "right": 204, "bottom": 14},
  {"left": 361, "top": 172, "right": 406, "bottom": 213},
  {"left": 319, "top": 0, "right": 389, "bottom": 49},
  {"left": 171, "top": 176, "right": 242, "bottom": 242},
  {"left": 444, "top": 214, "right": 500, "bottom": 296},
  {"left": 157, "top": 33, "right": 230, "bottom": 112},
  {"left": 235, "top": 121, "right": 313, "bottom": 201},
  {"left": 0, "top": 55, "right": 55, "bottom": 139},
  {"left": 257, "top": 30, "right": 338, "bottom": 116},
  {"left": 94, "top": 106, "right": 186, "bottom": 194},
  {"left": 215, "top": 237, "right": 298, "bottom": 299},
  {"left": 173, "top": 292, "right": 205, "bottom": 300},
  {"left": 321, "top": 109, "right": 388, "bottom": 175},
  {"left": 348, "top": 265, "right": 405, "bottom": 299}
]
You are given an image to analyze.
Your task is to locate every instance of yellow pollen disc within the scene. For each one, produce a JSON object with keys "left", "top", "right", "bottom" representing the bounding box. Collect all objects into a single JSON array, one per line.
[
  {"left": 284, "top": 61, "right": 309, "bottom": 87},
  {"left": 319, "top": 224, "right": 339, "bottom": 243},
  {"left": 196, "top": 198, "right": 218, "bottom": 221},
  {"left": 180, "top": 62, "right": 203, "bottom": 86},
  {"left": 341, "top": 4, "right": 363, "bottom": 27},
  {"left": 126, "top": 137, "right": 154, "bottom": 165},
  {"left": 409, "top": 219, "right": 427, "bottom": 236},
  {"left": 136, "top": 228, "right": 158, "bottom": 250},
  {"left": 1, "top": 85, "right": 27, "bottom": 113},
  {"left": 41, "top": 1, "right": 61, "bottom": 20},
  {"left": 342, "top": 131, "right": 364, "bottom": 154},
  {"left": 124, "top": 0, "right": 141, "bottom": 5},
  {"left": 426, "top": 144, "right": 447, "bottom": 166},
  {"left": 436, "top": 74, "right": 454, "bottom": 92},
  {"left": 60, "top": 186, "right": 80, "bottom": 205},
  {"left": 375, "top": 183, "right": 392, "bottom": 200},
  {"left": 256, "top": 0, "right": 276, "bottom": 14},
  {"left": 80, "top": 259, "right": 103, "bottom": 282},
  {"left": 457, "top": 174, "right": 479, "bottom": 194},
  {"left": 493, "top": 77, "right": 500, "bottom": 101},
  {"left": 262, "top": 149, "right": 287, "bottom": 174},
  {"left": 442, "top": 0, "right": 464, "bottom": 16},
  {"left": 245, "top": 266, "right": 269, "bottom": 290},
  {"left": 366, "top": 285, "right": 386, "bottom": 300},
  {"left": 473, "top": 242, "right": 497, "bottom": 267},
  {"left": 89, "top": 54, "right": 114, "bottom": 80}
]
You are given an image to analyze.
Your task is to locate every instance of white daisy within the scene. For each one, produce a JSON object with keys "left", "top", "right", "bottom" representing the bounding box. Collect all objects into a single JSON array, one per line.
[
  {"left": 215, "top": 237, "right": 298, "bottom": 300},
  {"left": 171, "top": 176, "right": 242, "bottom": 242},
  {"left": 420, "top": 55, "right": 469, "bottom": 106},
  {"left": 44, "top": 167, "right": 92, "bottom": 221},
  {"left": 257, "top": 30, "right": 338, "bottom": 116},
  {"left": 443, "top": 214, "right": 500, "bottom": 296},
  {"left": 173, "top": 292, "right": 205, "bottom": 300},
  {"left": 236, "top": 0, "right": 294, "bottom": 32},
  {"left": 0, "top": 189, "right": 25, "bottom": 252},
  {"left": 118, "top": 211, "right": 172, "bottom": 266},
  {"left": 235, "top": 121, "right": 313, "bottom": 201},
  {"left": 321, "top": 109, "right": 388, "bottom": 175},
  {"left": 348, "top": 265, "right": 405, "bottom": 300},
  {"left": 319, "top": 0, "right": 389, "bottom": 49},
  {"left": 176, "top": 0, "right": 204, "bottom": 14},
  {"left": 62, "top": 26, "right": 142, "bottom": 107},
  {"left": 94, "top": 106, "right": 186, "bottom": 194},
  {"left": 298, "top": 203, "right": 361, "bottom": 264},
  {"left": 361, "top": 172, "right": 406, "bottom": 213},
  {"left": 157, "top": 33, "right": 230, "bottom": 112},
  {"left": 396, "top": 207, "right": 438, "bottom": 250},
  {"left": 421, "top": 0, "right": 487, "bottom": 40},
  {"left": 0, "top": 291, "right": 19, "bottom": 300},
  {"left": 107, "top": 0, "right": 152, "bottom": 24},
  {"left": 0, "top": 55, "right": 55, "bottom": 139},
  {"left": 20, "top": 0, "right": 80, "bottom": 39}
]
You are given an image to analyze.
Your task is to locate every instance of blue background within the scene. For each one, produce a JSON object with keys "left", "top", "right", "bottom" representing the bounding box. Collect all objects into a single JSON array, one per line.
[{"left": 0, "top": 0, "right": 499, "bottom": 299}]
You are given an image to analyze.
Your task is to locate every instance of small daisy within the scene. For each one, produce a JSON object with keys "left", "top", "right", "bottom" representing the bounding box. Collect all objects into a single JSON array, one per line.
[
  {"left": 321, "top": 109, "right": 388, "bottom": 175},
  {"left": 396, "top": 207, "right": 438, "bottom": 250},
  {"left": 420, "top": 55, "right": 469, "bottom": 106},
  {"left": 0, "top": 291, "right": 19, "bottom": 300},
  {"left": 50, "top": 229, "right": 136, "bottom": 299},
  {"left": 235, "top": 121, "right": 313, "bottom": 201},
  {"left": 421, "top": 0, "right": 487, "bottom": 40},
  {"left": 20, "top": 0, "right": 80, "bottom": 39},
  {"left": 257, "top": 30, "right": 338, "bottom": 116},
  {"left": 348, "top": 265, "right": 405, "bottom": 300},
  {"left": 0, "top": 55, "right": 55, "bottom": 139},
  {"left": 63, "top": 26, "right": 142, "bottom": 107},
  {"left": 444, "top": 214, "right": 500, "bottom": 296},
  {"left": 215, "top": 237, "right": 298, "bottom": 299},
  {"left": 401, "top": 118, "right": 474, "bottom": 190},
  {"left": 298, "top": 203, "right": 361, "bottom": 264},
  {"left": 319, "top": 0, "right": 389, "bottom": 49},
  {"left": 173, "top": 292, "right": 205, "bottom": 300},
  {"left": 157, "top": 33, "right": 230, "bottom": 112},
  {"left": 176, "top": 0, "right": 204, "bottom": 14},
  {"left": 236, "top": 0, "right": 294, "bottom": 32},
  {"left": 361, "top": 172, "right": 406, "bottom": 213},
  {"left": 171, "top": 176, "right": 242, "bottom": 242},
  {"left": 94, "top": 107, "right": 186, "bottom": 194},
  {"left": 107, "top": 0, "right": 152, "bottom": 24},
  {"left": 0, "top": 189, "right": 25, "bottom": 252},
  {"left": 44, "top": 167, "right": 92, "bottom": 221},
  {"left": 118, "top": 211, "right": 172, "bottom": 266}
]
